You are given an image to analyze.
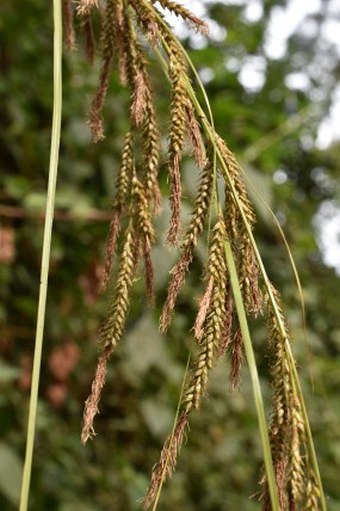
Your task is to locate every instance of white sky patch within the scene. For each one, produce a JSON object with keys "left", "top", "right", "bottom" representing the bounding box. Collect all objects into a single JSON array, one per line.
[
  {"left": 159, "top": 0, "right": 226, "bottom": 48},
  {"left": 199, "top": 67, "right": 215, "bottom": 83},
  {"left": 321, "top": 20, "right": 340, "bottom": 56},
  {"left": 285, "top": 72, "right": 311, "bottom": 91},
  {"left": 264, "top": 0, "right": 322, "bottom": 60},
  {"left": 316, "top": 84, "right": 340, "bottom": 149},
  {"left": 238, "top": 56, "right": 266, "bottom": 92},
  {"left": 273, "top": 169, "right": 288, "bottom": 185},
  {"left": 225, "top": 57, "right": 241, "bottom": 73},
  {"left": 243, "top": 0, "right": 263, "bottom": 23},
  {"left": 314, "top": 200, "right": 340, "bottom": 275},
  {"left": 328, "top": 0, "right": 340, "bottom": 14}
]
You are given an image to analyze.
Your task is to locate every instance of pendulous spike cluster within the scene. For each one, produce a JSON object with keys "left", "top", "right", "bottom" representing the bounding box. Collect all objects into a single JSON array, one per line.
[
  {"left": 99, "top": 225, "right": 139, "bottom": 348},
  {"left": 72, "top": 3, "right": 323, "bottom": 509},
  {"left": 100, "top": 132, "right": 135, "bottom": 292},
  {"left": 166, "top": 34, "right": 190, "bottom": 244},
  {"left": 142, "top": 411, "right": 189, "bottom": 509},
  {"left": 160, "top": 155, "right": 215, "bottom": 332},
  {"left": 184, "top": 217, "right": 228, "bottom": 410},
  {"left": 82, "top": 225, "right": 138, "bottom": 442},
  {"left": 261, "top": 284, "right": 320, "bottom": 511},
  {"left": 88, "top": 0, "right": 116, "bottom": 141},
  {"left": 140, "top": 89, "right": 161, "bottom": 214},
  {"left": 144, "top": 218, "right": 230, "bottom": 506},
  {"left": 218, "top": 136, "right": 264, "bottom": 317}
]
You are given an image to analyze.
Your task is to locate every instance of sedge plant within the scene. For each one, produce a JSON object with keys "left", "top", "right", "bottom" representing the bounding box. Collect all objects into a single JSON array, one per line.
[{"left": 21, "top": 0, "right": 327, "bottom": 510}]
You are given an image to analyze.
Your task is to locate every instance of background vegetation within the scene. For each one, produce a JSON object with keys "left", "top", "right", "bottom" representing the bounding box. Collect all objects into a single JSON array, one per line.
[{"left": 1, "top": 0, "right": 340, "bottom": 509}]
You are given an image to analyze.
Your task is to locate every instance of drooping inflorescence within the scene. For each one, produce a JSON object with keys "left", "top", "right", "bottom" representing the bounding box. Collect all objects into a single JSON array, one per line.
[{"left": 64, "top": 1, "right": 326, "bottom": 509}]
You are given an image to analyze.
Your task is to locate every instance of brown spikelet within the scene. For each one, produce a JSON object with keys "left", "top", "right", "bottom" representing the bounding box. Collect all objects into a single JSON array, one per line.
[
  {"left": 261, "top": 284, "right": 291, "bottom": 509},
  {"left": 81, "top": 344, "right": 113, "bottom": 444},
  {"left": 182, "top": 154, "right": 214, "bottom": 249},
  {"left": 99, "top": 210, "right": 121, "bottom": 293},
  {"left": 218, "top": 135, "right": 256, "bottom": 232},
  {"left": 194, "top": 277, "right": 213, "bottom": 341},
  {"left": 99, "top": 225, "right": 138, "bottom": 348},
  {"left": 153, "top": 0, "right": 209, "bottom": 35},
  {"left": 62, "top": 0, "right": 76, "bottom": 50},
  {"left": 143, "top": 237, "right": 155, "bottom": 305},
  {"left": 305, "top": 471, "right": 321, "bottom": 511},
  {"left": 131, "top": 71, "right": 148, "bottom": 126},
  {"left": 132, "top": 175, "right": 156, "bottom": 244},
  {"left": 186, "top": 103, "right": 207, "bottom": 168},
  {"left": 77, "top": 0, "right": 98, "bottom": 17},
  {"left": 220, "top": 137, "right": 264, "bottom": 317},
  {"left": 184, "top": 218, "right": 227, "bottom": 412},
  {"left": 160, "top": 248, "right": 192, "bottom": 333},
  {"left": 143, "top": 412, "right": 189, "bottom": 509},
  {"left": 229, "top": 327, "right": 244, "bottom": 391},
  {"left": 166, "top": 36, "right": 188, "bottom": 244},
  {"left": 84, "top": 14, "right": 96, "bottom": 63},
  {"left": 88, "top": 0, "right": 116, "bottom": 141},
  {"left": 118, "top": 9, "right": 161, "bottom": 211},
  {"left": 114, "top": 132, "right": 135, "bottom": 209},
  {"left": 129, "top": 0, "right": 160, "bottom": 46},
  {"left": 99, "top": 131, "right": 136, "bottom": 292},
  {"left": 183, "top": 328, "right": 214, "bottom": 412},
  {"left": 167, "top": 153, "right": 182, "bottom": 245},
  {"left": 142, "top": 95, "right": 161, "bottom": 214},
  {"left": 218, "top": 283, "right": 233, "bottom": 356},
  {"left": 118, "top": 4, "right": 139, "bottom": 84},
  {"left": 160, "top": 157, "right": 214, "bottom": 331},
  {"left": 289, "top": 393, "right": 306, "bottom": 506},
  {"left": 239, "top": 240, "right": 264, "bottom": 316}
]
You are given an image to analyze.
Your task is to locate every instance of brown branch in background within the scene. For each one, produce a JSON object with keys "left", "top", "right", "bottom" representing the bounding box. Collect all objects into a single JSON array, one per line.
[
  {"left": 0, "top": 204, "right": 114, "bottom": 222},
  {"left": 62, "top": 0, "right": 76, "bottom": 50}
]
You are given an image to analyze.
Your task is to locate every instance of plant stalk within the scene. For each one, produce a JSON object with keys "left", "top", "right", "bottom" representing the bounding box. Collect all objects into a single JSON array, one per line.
[{"left": 19, "top": 1, "right": 62, "bottom": 509}]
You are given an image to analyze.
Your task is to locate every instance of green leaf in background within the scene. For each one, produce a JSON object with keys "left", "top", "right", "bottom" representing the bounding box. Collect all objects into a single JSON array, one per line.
[
  {"left": 0, "top": 443, "right": 23, "bottom": 506},
  {"left": 0, "top": 360, "right": 20, "bottom": 383}
]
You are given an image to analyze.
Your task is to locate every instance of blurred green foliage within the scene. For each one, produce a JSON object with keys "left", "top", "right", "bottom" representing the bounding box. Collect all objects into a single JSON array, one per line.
[{"left": 1, "top": 0, "right": 340, "bottom": 509}]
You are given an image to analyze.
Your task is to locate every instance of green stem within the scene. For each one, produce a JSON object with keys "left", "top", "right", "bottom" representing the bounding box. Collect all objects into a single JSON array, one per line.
[
  {"left": 19, "top": 1, "right": 62, "bottom": 510},
  {"left": 152, "top": 352, "right": 191, "bottom": 511},
  {"left": 222, "top": 238, "right": 279, "bottom": 511}
]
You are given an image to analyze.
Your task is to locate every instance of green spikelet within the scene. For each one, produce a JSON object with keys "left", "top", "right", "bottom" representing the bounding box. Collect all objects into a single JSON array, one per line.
[{"left": 99, "top": 225, "right": 138, "bottom": 348}]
